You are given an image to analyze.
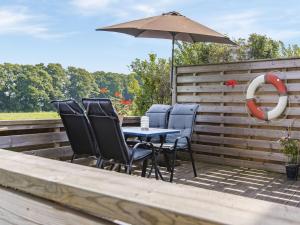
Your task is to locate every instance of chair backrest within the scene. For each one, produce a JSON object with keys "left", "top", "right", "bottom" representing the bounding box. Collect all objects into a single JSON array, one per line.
[
  {"left": 82, "top": 98, "right": 130, "bottom": 164},
  {"left": 146, "top": 104, "right": 172, "bottom": 129},
  {"left": 166, "top": 104, "right": 199, "bottom": 144},
  {"left": 51, "top": 99, "right": 99, "bottom": 157}
]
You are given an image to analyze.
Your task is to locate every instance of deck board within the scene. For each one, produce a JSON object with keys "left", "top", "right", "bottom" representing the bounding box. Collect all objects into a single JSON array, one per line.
[
  {"left": 96, "top": 160, "right": 300, "bottom": 208},
  {"left": 73, "top": 157, "right": 300, "bottom": 207}
]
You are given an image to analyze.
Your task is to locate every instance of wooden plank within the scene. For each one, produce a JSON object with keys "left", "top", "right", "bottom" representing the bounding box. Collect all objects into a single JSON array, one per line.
[
  {"left": 194, "top": 153, "right": 285, "bottom": 173},
  {"left": 177, "top": 83, "right": 300, "bottom": 93},
  {"left": 23, "top": 146, "right": 73, "bottom": 159},
  {"left": 195, "top": 125, "right": 296, "bottom": 139},
  {"left": 177, "top": 71, "right": 300, "bottom": 83},
  {"left": 0, "top": 149, "right": 299, "bottom": 225},
  {"left": 0, "top": 186, "right": 111, "bottom": 225},
  {"left": 0, "top": 119, "right": 61, "bottom": 126},
  {"left": 192, "top": 135, "right": 281, "bottom": 150},
  {"left": 0, "top": 123, "right": 63, "bottom": 132},
  {"left": 196, "top": 115, "right": 300, "bottom": 128},
  {"left": 178, "top": 94, "right": 300, "bottom": 104},
  {"left": 0, "top": 132, "right": 68, "bottom": 148},
  {"left": 197, "top": 105, "right": 300, "bottom": 115},
  {"left": 192, "top": 144, "right": 286, "bottom": 161},
  {"left": 177, "top": 58, "right": 300, "bottom": 74}
]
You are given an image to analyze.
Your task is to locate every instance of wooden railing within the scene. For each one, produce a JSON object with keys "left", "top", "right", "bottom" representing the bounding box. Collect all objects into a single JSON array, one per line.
[
  {"left": 175, "top": 58, "right": 300, "bottom": 173},
  {"left": 0, "top": 117, "right": 140, "bottom": 159},
  {"left": 0, "top": 149, "right": 300, "bottom": 225}
]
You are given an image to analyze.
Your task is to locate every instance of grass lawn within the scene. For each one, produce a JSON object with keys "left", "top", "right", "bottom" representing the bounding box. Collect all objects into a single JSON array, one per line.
[{"left": 0, "top": 112, "right": 59, "bottom": 120}]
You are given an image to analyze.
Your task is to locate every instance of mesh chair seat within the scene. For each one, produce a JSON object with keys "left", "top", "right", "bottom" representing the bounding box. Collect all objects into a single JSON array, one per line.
[{"left": 128, "top": 148, "right": 152, "bottom": 161}]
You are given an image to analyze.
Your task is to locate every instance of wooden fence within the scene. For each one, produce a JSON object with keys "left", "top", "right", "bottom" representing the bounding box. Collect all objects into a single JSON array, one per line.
[{"left": 175, "top": 58, "right": 300, "bottom": 173}]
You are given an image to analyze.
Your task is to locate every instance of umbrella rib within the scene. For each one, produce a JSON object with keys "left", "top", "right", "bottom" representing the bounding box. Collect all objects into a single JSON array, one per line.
[
  {"left": 189, "top": 34, "right": 196, "bottom": 43},
  {"left": 134, "top": 29, "right": 146, "bottom": 37}
]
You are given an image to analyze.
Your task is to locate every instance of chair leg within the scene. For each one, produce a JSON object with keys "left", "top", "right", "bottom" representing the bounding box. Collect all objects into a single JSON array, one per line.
[
  {"left": 96, "top": 157, "right": 101, "bottom": 167},
  {"left": 188, "top": 146, "right": 197, "bottom": 177},
  {"left": 170, "top": 150, "right": 177, "bottom": 182},
  {"left": 141, "top": 159, "right": 148, "bottom": 177},
  {"left": 98, "top": 159, "right": 104, "bottom": 169},
  {"left": 163, "top": 150, "right": 171, "bottom": 171},
  {"left": 126, "top": 165, "right": 132, "bottom": 175},
  {"left": 117, "top": 164, "right": 122, "bottom": 172},
  {"left": 70, "top": 154, "right": 76, "bottom": 163}
]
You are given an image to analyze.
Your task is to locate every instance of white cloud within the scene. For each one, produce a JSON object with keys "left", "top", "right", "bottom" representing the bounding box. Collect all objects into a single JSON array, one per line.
[
  {"left": 0, "top": 6, "right": 73, "bottom": 39},
  {"left": 209, "top": 10, "right": 300, "bottom": 41},
  {"left": 70, "top": 0, "right": 177, "bottom": 17},
  {"left": 70, "top": 0, "right": 112, "bottom": 14}
]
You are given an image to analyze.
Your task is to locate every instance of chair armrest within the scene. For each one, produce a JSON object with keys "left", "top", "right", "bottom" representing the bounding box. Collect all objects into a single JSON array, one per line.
[
  {"left": 133, "top": 142, "right": 154, "bottom": 149},
  {"left": 173, "top": 136, "right": 190, "bottom": 149}
]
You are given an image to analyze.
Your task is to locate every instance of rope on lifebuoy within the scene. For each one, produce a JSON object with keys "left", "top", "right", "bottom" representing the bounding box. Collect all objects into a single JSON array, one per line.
[{"left": 245, "top": 72, "right": 288, "bottom": 121}]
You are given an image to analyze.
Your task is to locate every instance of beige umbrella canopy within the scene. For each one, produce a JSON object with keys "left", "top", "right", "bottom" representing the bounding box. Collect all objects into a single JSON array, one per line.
[{"left": 97, "top": 11, "right": 236, "bottom": 86}]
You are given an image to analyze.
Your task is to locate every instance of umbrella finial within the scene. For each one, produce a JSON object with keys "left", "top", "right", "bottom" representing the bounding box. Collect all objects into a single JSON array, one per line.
[{"left": 162, "top": 11, "right": 182, "bottom": 16}]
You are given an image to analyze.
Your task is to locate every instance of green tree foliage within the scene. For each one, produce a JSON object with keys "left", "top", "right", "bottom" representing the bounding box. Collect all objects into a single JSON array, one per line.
[
  {"left": 0, "top": 63, "right": 129, "bottom": 112},
  {"left": 46, "top": 63, "right": 69, "bottom": 100},
  {"left": 175, "top": 33, "right": 300, "bottom": 65},
  {"left": 129, "top": 53, "right": 170, "bottom": 115},
  {"left": 67, "top": 67, "right": 98, "bottom": 102}
]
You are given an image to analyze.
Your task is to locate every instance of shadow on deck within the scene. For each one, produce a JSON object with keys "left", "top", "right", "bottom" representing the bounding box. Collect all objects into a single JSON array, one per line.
[{"left": 78, "top": 159, "right": 300, "bottom": 208}]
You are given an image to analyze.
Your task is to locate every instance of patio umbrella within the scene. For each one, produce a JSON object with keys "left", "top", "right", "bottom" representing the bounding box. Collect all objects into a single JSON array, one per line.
[{"left": 96, "top": 11, "right": 236, "bottom": 87}]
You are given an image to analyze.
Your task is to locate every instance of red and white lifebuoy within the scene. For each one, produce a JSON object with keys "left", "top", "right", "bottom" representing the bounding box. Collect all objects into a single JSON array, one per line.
[{"left": 246, "top": 72, "right": 288, "bottom": 121}]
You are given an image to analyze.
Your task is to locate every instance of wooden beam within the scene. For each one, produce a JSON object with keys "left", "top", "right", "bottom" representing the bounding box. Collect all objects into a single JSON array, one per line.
[
  {"left": 0, "top": 186, "right": 111, "bottom": 225},
  {"left": 0, "top": 150, "right": 299, "bottom": 225},
  {"left": 0, "top": 132, "right": 68, "bottom": 148}
]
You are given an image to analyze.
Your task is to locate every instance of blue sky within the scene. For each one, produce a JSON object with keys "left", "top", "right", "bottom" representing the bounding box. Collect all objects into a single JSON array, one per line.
[{"left": 1, "top": 0, "right": 300, "bottom": 74}]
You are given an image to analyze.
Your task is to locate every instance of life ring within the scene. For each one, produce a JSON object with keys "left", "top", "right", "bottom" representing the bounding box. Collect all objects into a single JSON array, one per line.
[{"left": 246, "top": 72, "right": 288, "bottom": 121}]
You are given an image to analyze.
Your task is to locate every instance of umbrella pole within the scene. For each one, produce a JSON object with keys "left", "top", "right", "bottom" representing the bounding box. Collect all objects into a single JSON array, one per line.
[{"left": 170, "top": 33, "right": 175, "bottom": 90}]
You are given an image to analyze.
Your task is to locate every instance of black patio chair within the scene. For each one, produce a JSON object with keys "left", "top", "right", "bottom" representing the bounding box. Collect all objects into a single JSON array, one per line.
[
  {"left": 51, "top": 99, "right": 101, "bottom": 163},
  {"left": 82, "top": 98, "right": 154, "bottom": 176},
  {"left": 153, "top": 103, "right": 199, "bottom": 182}
]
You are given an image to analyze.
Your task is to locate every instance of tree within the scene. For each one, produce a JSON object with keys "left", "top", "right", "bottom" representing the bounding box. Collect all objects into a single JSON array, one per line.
[
  {"left": 129, "top": 54, "right": 170, "bottom": 115},
  {"left": 46, "top": 63, "right": 69, "bottom": 100},
  {"left": 14, "top": 65, "right": 54, "bottom": 111},
  {"left": 174, "top": 33, "right": 295, "bottom": 66},
  {"left": 175, "top": 41, "right": 233, "bottom": 65},
  {"left": 247, "top": 33, "right": 282, "bottom": 59},
  {"left": 67, "top": 67, "right": 98, "bottom": 103}
]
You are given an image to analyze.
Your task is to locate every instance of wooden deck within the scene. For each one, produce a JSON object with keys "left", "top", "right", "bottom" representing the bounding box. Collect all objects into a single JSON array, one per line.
[
  {"left": 2, "top": 149, "right": 300, "bottom": 225},
  {"left": 98, "top": 160, "right": 300, "bottom": 208}
]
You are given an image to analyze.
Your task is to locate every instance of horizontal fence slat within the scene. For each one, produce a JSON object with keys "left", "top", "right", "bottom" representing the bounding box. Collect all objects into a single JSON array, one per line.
[
  {"left": 177, "top": 71, "right": 300, "bottom": 83},
  {"left": 197, "top": 106, "right": 300, "bottom": 116},
  {"left": 0, "top": 132, "right": 68, "bottom": 148},
  {"left": 194, "top": 125, "right": 297, "bottom": 139},
  {"left": 177, "top": 58, "right": 300, "bottom": 74},
  {"left": 193, "top": 134, "right": 281, "bottom": 150},
  {"left": 193, "top": 154, "right": 285, "bottom": 173},
  {"left": 177, "top": 83, "right": 300, "bottom": 93},
  {"left": 196, "top": 115, "right": 300, "bottom": 128},
  {"left": 192, "top": 144, "right": 286, "bottom": 162},
  {"left": 178, "top": 95, "right": 300, "bottom": 104}
]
